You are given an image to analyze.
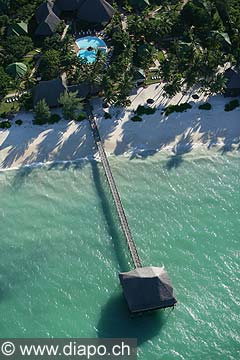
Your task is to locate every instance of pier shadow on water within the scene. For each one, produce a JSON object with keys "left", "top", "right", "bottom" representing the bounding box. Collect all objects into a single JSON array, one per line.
[
  {"left": 97, "top": 292, "right": 166, "bottom": 346},
  {"left": 90, "top": 160, "right": 130, "bottom": 272},
  {"left": 90, "top": 161, "right": 166, "bottom": 345}
]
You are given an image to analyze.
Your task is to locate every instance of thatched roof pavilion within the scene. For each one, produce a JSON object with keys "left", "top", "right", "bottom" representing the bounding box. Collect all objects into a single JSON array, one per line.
[{"left": 119, "top": 266, "right": 177, "bottom": 313}]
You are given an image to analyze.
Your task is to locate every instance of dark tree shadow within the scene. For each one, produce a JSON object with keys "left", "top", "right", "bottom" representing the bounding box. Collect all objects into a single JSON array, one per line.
[
  {"left": 97, "top": 292, "right": 169, "bottom": 345},
  {"left": 165, "top": 131, "right": 193, "bottom": 170},
  {"left": 11, "top": 166, "right": 33, "bottom": 189},
  {"left": 165, "top": 155, "right": 183, "bottom": 170}
]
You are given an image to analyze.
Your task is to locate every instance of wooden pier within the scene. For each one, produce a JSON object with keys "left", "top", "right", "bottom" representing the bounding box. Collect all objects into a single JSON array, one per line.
[{"left": 89, "top": 115, "right": 142, "bottom": 269}]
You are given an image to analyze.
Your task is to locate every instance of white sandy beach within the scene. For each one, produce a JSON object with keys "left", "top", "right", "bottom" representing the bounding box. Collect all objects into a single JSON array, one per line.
[{"left": 0, "top": 84, "right": 239, "bottom": 170}]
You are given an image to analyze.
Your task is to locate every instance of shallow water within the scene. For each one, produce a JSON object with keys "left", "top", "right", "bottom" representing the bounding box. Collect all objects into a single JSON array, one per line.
[{"left": 0, "top": 151, "right": 239, "bottom": 359}]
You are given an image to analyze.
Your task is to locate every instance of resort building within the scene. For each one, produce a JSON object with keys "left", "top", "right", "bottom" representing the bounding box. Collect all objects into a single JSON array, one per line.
[
  {"left": 55, "top": 0, "right": 80, "bottom": 13},
  {"left": 36, "top": 1, "right": 61, "bottom": 23},
  {"left": 35, "top": 1, "right": 61, "bottom": 37},
  {"left": 32, "top": 78, "right": 99, "bottom": 107},
  {"left": 77, "top": 0, "right": 115, "bottom": 25},
  {"left": 33, "top": 78, "right": 67, "bottom": 107}
]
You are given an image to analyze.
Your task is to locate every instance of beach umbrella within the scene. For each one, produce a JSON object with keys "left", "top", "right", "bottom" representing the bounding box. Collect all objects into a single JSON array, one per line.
[{"left": 6, "top": 63, "right": 28, "bottom": 79}]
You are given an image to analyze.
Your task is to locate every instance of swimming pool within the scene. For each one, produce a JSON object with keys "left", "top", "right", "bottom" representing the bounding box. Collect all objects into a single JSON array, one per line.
[{"left": 75, "top": 36, "right": 107, "bottom": 64}]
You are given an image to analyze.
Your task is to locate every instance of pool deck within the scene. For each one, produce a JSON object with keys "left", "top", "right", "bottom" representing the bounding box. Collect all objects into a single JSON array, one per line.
[{"left": 73, "top": 42, "right": 79, "bottom": 54}]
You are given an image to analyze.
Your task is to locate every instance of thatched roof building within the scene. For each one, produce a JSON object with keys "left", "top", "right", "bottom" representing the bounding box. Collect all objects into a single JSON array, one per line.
[
  {"left": 68, "top": 83, "right": 99, "bottom": 97},
  {"left": 119, "top": 266, "right": 177, "bottom": 313},
  {"left": 36, "top": 1, "right": 61, "bottom": 24},
  {"left": 33, "top": 78, "right": 67, "bottom": 107},
  {"left": 35, "top": 11, "right": 61, "bottom": 37},
  {"left": 55, "top": 0, "right": 81, "bottom": 12},
  {"left": 77, "top": 0, "right": 115, "bottom": 25}
]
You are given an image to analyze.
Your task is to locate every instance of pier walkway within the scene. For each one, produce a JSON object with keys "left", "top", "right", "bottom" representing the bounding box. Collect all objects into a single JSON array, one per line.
[{"left": 89, "top": 115, "right": 142, "bottom": 269}]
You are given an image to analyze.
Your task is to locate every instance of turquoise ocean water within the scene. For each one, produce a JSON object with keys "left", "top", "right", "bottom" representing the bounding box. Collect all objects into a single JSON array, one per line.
[{"left": 0, "top": 151, "right": 239, "bottom": 359}]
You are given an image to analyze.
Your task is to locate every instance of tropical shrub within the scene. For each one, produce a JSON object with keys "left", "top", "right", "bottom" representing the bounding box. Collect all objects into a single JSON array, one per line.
[
  {"left": 33, "top": 99, "right": 51, "bottom": 125},
  {"left": 20, "top": 93, "right": 33, "bottom": 111},
  {"left": 59, "top": 91, "right": 84, "bottom": 120},
  {"left": 135, "top": 105, "right": 156, "bottom": 116},
  {"left": 39, "top": 49, "right": 61, "bottom": 80},
  {"left": 0, "top": 67, "right": 11, "bottom": 97},
  {"left": 49, "top": 114, "right": 61, "bottom": 123},
  {"left": 131, "top": 115, "right": 142, "bottom": 122},
  {"left": 224, "top": 99, "right": 239, "bottom": 112},
  {"left": 199, "top": 103, "right": 212, "bottom": 110},
  {"left": 76, "top": 112, "right": 86, "bottom": 122},
  {"left": 165, "top": 103, "right": 192, "bottom": 116},
  {"left": 0, "top": 120, "right": 11, "bottom": 129}
]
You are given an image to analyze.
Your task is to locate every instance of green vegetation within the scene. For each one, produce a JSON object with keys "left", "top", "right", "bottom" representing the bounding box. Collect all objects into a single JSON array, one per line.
[
  {"left": 49, "top": 114, "right": 61, "bottom": 124},
  {"left": 59, "top": 91, "right": 84, "bottom": 120},
  {"left": 76, "top": 112, "right": 87, "bottom": 122},
  {"left": 1, "top": 0, "right": 240, "bottom": 111},
  {"left": 15, "top": 119, "right": 23, "bottom": 125},
  {"left": 2, "top": 35, "right": 34, "bottom": 64},
  {"left": 131, "top": 115, "right": 142, "bottom": 122},
  {"left": 33, "top": 99, "right": 51, "bottom": 125},
  {"left": 224, "top": 99, "right": 240, "bottom": 112},
  {"left": 39, "top": 50, "right": 61, "bottom": 81},
  {"left": 0, "top": 67, "right": 12, "bottom": 97},
  {"left": 0, "top": 120, "right": 11, "bottom": 129},
  {"left": 0, "top": 100, "right": 20, "bottom": 117},
  {"left": 199, "top": 103, "right": 212, "bottom": 110},
  {"left": 20, "top": 93, "right": 33, "bottom": 111},
  {"left": 135, "top": 105, "right": 156, "bottom": 116},
  {"left": 165, "top": 103, "right": 192, "bottom": 116}
]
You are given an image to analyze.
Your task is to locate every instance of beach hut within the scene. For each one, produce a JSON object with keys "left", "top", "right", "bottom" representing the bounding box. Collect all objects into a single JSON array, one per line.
[
  {"left": 6, "top": 63, "right": 27, "bottom": 79},
  {"left": 7, "top": 21, "right": 28, "bottom": 36},
  {"left": 77, "top": 0, "right": 115, "bottom": 25},
  {"left": 119, "top": 266, "right": 177, "bottom": 313},
  {"left": 224, "top": 68, "right": 240, "bottom": 97},
  {"left": 36, "top": 1, "right": 61, "bottom": 24},
  {"left": 35, "top": 11, "right": 61, "bottom": 37},
  {"left": 33, "top": 78, "right": 67, "bottom": 107}
]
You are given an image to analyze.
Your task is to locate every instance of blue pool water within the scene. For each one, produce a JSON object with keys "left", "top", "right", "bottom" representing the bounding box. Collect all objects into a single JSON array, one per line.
[{"left": 76, "top": 36, "right": 107, "bottom": 64}]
